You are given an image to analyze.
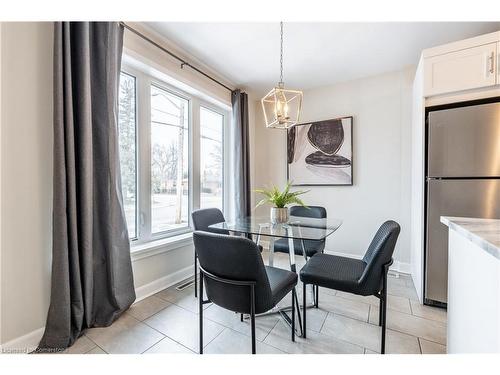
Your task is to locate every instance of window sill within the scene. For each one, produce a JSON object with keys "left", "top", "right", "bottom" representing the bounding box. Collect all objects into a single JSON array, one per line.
[{"left": 131, "top": 232, "right": 193, "bottom": 261}]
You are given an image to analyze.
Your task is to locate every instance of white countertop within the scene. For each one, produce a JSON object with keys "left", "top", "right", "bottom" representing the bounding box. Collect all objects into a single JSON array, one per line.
[{"left": 441, "top": 216, "right": 500, "bottom": 260}]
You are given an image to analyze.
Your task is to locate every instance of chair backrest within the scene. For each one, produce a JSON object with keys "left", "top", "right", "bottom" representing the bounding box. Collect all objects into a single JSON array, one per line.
[
  {"left": 359, "top": 220, "right": 401, "bottom": 293},
  {"left": 193, "top": 231, "right": 274, "bottom": 314},
  {"left": 290, "top": 205, "right": 327, "bottom": 219},
  {"left": 191, "top": 208, "right": 229, "bottom": 235},
  {"left": 291, "top": 206, "right": 327, "bottom": 255}
]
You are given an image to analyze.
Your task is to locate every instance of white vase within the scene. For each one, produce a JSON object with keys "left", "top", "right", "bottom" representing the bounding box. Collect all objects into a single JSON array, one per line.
[{"left": 270, "top": 207, "right": 289, "bottom": 224}]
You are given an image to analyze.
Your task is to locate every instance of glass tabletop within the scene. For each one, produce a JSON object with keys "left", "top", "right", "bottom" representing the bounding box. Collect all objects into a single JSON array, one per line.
[{"left": 209, "top": 215, "right": 343, "bottom": 241}]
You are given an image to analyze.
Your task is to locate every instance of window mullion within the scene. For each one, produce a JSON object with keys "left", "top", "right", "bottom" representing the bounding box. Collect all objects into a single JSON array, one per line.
[
  {"left": 223, "top": 112, "right": 229, "bottom": 217},
  {"left": 191, "top": 99, "right": 201, "bottom": 213},
  {"left": 138, "top": 73, "right": 152, "bottom": 243}
]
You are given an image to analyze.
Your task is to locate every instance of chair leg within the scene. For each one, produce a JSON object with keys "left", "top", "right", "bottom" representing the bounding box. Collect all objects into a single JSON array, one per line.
[
  {"left": 199, "top": 272, "right": 203, "bottom": 354},
  {"left": 194, "top": 253, "right": 198, "bottom": 298},
  {"left": 381, "top": 269, "right": 388, "bottom": 354},
  {"left": 250, "top": 285, "right": 256, "bottom": 354},
  {"left": 302, "top": 282, "right": 307, "bottom": 339},
  {"left": 240, "top": 313, "right": 243, "bottom": 322},
  {"left": 379, "top": 296, "right": 383, "bottom": 327},
  {"left": 315, "top": 285, "right": 319, "bottom": 308},
  {"left": 291, "top": 289, "right": 296, "bottom": 342}
]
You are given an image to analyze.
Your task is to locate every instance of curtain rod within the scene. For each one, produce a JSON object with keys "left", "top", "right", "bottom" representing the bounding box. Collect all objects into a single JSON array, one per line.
[{"left": 120, "top": 22, "right": 233, "bottom": 93}]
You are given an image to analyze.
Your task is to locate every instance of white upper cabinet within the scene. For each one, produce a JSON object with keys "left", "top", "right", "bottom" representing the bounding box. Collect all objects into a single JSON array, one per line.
[{"left": 424, "top": 42, "right": 497, "bottom": 97}]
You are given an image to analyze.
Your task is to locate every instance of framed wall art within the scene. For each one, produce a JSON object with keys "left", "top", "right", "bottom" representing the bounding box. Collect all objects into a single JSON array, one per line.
[{"left": 287, "top": 117, "right": 353, "bottom": 186}]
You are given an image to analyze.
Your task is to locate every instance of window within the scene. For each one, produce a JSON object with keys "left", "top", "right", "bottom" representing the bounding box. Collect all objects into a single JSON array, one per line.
[
  {"left": 200, "top": 107, "right": 224, "bottom": 210},
  {"left": 150, "top": 86, "right": 189, "bottom": 234},
  {"left": 118, "top": 72, "right": 137, "bottom": 239},
  {"left": 118, "top": 65, "right": 229, "bottom": 245}
]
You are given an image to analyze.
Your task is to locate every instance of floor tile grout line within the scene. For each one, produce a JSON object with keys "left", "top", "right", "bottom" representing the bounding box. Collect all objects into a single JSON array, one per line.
[
  {"left": 317, "top": 310, "right": 329, "bottom": 333},
  {"left": 140, "top": 336, "right": 171, "bottom": 354},
  {"left": 140, "top": 316, "right": 200, "bottom": 353},
  {"left": 415, "top": 336, "right": 447, "bottom": 347},
  {"left": 261, "top": 319, "right": 281, "bottom": 343},
  {"left": 142, "top": 294, "right": 226, "bottom": 351},
  {"left": 366, "top": 299, "right": 446, "bottom": 326},
  {"left": 94, "top": 313, "right": 166, "bottom": 354},
  {"left": 202, "top": 326, "right": 228, "bottom": 350},
  {"left": 373, "top": 321, "right": 446, "bottom": 347},
  {"left": 266, "top": 314, "right": 364, "bottom": 354},
  {"left": 418, "top": 337, "right": 447, "bottom": 350},
  {"left": 363, "top": 307, "right": 447, "bottom": 346},
  {"left": 201, "top": 307, "right": 265, "bottom": 342},
  {"left": 315, "top": 312, "right": 372, "bottom": 353},
  {"left": 417, "top": 337, "right": 423, "bottom": 354},
  {"left": 318, "top": 307, "right": 370, "bottom": 325},
  {"left": 326, "top": 290, "right": 430, "bottom": 321},
  {"left": 151, "top": 290, "right": 280, "bottom": 347},
  {"left": 82, "top": 335, "right": 108, "bottom": 354},
  {"left": 222, "top": 325, "right": 287, "bottom": 354},
  {"left": 323, "top": 311, "right": 432, "bottom": 353}
]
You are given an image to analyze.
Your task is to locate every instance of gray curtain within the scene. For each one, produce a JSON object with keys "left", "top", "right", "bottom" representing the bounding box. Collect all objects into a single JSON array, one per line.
[
  {"left": 38, "top": 22, "right": 135, "bottom": 350},
  {"left": 231, "top": 90, "right": 251, "bottom": 219}
]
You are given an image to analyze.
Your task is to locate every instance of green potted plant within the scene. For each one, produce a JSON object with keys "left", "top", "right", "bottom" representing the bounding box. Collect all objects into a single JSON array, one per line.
[{"left": 255, "top": 181, "right": 309, "bottom": 224}]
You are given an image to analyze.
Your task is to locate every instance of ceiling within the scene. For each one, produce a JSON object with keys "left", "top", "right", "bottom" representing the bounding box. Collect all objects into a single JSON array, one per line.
[{"left": 147, "top": 22, "right": 500, "bottom": 95}]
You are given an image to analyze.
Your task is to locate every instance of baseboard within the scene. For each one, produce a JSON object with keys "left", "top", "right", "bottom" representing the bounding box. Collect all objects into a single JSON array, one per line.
[
  {"left": 134, "top": 264, "right": 193, "bottom": 302},
  {"left": 1, "top": 264, "right": 194, "bottom": 352},
  {"left": 391, "top": 260, "right": 411, "bottom": 275},
  {"left": 0, "top": 327, "right": 45, "bottom": 353}
]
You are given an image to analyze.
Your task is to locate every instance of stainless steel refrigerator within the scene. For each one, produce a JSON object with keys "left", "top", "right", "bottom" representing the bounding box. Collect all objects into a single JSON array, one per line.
[{"left": 425, "top": 101, "right": 500, "bottom": 306}]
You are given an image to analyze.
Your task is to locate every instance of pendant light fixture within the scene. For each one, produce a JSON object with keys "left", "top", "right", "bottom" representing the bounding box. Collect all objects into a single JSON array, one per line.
[{"left": 261, "top": 22, "right": 303, "bottom": 129}]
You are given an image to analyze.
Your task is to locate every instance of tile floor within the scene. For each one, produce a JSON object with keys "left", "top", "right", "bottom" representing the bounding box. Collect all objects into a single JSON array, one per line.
[{"left": 65, "top": 252, "right": 447, "bottom": 354}]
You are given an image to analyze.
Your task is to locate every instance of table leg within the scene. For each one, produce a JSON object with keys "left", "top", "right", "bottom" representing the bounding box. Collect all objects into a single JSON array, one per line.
[
  {"left": 268, "top": 237, "right": 275, "bottom": 267},
  {"left": 298, "top": 233, "right": 317, "bottom": 306},
  {"left": 245, "top": 228, "right": 314, "bottom": 338},
  {"left": 283, "top": 227, "right": 303, "bottom": 336},
  {"left": 287, "top": 234, "right": 296, "bottom": 273}
]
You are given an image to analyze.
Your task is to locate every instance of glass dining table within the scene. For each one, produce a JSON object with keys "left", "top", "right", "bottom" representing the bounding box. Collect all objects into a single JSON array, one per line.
[{"left": 209, "top": 215, "right": 343, "bottom": 337}]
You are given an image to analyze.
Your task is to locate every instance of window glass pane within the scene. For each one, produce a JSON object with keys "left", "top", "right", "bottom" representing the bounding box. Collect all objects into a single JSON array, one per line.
[
  {"left": 118, "top": 72, "right": 137, "bottom": 239},
  {"left": 200, "top": 107, "right": 224, "bottom": 210},
  {"left": 151, "top": 85, "right": 189, "bottom": 233}
]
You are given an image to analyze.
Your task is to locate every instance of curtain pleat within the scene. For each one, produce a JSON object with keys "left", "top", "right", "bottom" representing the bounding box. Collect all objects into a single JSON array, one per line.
[{"left": 231, "top": 90, "right": 251, "bottom": 219}]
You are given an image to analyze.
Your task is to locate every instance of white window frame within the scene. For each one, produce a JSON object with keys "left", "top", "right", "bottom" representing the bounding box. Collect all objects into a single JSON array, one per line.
[
  {"left": 118, "top": 70, "right": 139, "bottom": 241},
  {"left": 199, "top": 103, "right": 227, "bottom": 213},
  {"left": 120, "top": 63, "right": 230, "bottom": 248}
]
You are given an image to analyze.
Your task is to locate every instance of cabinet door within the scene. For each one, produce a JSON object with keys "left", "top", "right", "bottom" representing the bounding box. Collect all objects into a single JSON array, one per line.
[{"left": 424, "top": 43, "right": 497, "bottom": 96}]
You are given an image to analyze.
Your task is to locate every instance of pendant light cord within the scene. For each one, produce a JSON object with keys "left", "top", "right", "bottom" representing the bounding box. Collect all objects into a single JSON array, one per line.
[{"left": 279, "top": 21, "right": 284, "bottom": 87}]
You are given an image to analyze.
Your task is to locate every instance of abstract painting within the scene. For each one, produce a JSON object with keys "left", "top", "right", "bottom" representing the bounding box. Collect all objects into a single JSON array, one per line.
[{"left": 287, "top": 117, "right": 353, "bottom": 186}]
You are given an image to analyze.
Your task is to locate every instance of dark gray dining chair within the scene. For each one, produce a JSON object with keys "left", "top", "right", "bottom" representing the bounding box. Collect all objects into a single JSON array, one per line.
[
  {"left": 193, "top": 231, "right": 298, "bottom": 354},
  {"left": 191, "top": 208, "right": 263, "bottom": 298},
  {"left": 299, "top": 220, "right": 401, "bottom": 354},
  {"left": 191, "top": 208, "right": 229, "bottom": 298},
  {"left": 273, "top": 205, "right": 327, "bottom": 305}
]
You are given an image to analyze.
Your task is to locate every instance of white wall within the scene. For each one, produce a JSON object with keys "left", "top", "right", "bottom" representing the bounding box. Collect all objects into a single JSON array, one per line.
[
  {"left": 0, "top": 22, "right": 232, "bottom": 347},
  {"left": 0, "top": 21, "right": 3, "bottom": 345},
  {"left": 410, "top": 58, "right": 425, "bottom": 301},
  {"left": 1, "top": 22, "right": 54, "bottom": 345},
  {"left": 252, "top": 67, "right": 415, "bottom": 270}
]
